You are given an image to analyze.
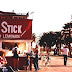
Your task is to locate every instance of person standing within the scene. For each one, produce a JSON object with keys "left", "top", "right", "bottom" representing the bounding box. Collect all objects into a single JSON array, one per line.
[
  {"left": 12, "top": 43, "right": 20, "bottom": 71},
  {"left": 33, "top": 51, "right": 39, "bottom": 71},
  {"left": 61, "top": 45, "right": 69, "bottom": 66},
  {"left": 0, "top": 51, "right": 8, "bottom": 72},
  {"left": 25, "top": 54, "right": 30, "bottom": 70}
]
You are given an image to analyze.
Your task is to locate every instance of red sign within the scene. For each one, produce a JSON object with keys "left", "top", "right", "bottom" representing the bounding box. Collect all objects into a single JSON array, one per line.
[{"left": 0, "top": 19, "right": 32, "bottom": 40}]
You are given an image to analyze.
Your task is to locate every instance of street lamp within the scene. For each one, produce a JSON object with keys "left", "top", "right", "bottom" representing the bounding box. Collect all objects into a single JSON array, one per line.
[{"left": 30, "top": 12, "right": 34, "bottom": 19}]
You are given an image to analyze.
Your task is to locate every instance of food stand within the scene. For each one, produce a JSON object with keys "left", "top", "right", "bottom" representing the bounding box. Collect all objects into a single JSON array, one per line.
[{"left": 0, "top": 11, "right": 33, "bottom": 69}]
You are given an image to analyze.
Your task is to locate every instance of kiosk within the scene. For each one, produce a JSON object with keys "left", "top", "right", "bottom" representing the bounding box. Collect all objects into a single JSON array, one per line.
[{"left": 0, "top": 11, "right": 33, "bottom": 69}]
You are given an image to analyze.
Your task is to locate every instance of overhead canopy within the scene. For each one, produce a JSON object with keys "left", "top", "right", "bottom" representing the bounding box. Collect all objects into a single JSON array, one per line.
[{"left": 0, "top": 40, "right": 32, "bottom": 42}]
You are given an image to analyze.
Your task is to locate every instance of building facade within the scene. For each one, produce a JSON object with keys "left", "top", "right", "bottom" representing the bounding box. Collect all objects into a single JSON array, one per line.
[{"left": 0, "top": 11, "right": 32, "bottom": 55}]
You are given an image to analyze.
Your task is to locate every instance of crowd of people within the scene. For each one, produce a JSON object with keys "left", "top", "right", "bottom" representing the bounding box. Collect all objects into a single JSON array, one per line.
[{"left": 0, "top": 43, "right": 70, "bottom": 72}]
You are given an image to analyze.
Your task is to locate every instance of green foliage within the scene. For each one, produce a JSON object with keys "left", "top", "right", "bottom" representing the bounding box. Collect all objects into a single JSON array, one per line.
[
  {"left": 63, "top": 22, "right": 72, "bottom": 45},
  {"left": 38, "top": 31, "right": 63, "bottom": 49},
  {"left": 39, "top": 32, "right": 56, "bottom": 48}
]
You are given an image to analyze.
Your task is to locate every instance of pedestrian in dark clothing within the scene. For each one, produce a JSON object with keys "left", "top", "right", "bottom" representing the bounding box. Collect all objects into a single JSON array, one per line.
[
  {"left": 12, "top": 43, "right": 20, "bottom": 71},
  {"left": 33, "top": 52, "right": 39, "bottom": 71}
]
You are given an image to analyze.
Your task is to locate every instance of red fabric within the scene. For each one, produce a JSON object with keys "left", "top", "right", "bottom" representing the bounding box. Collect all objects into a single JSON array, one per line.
[
  {"left": 34, "top": 45, "right": 38, "bottom": 53},
  {"left": 13, "top": 58, "right": 19, "bottom": 68},
  {"left": 68, "top": 52, "right": 69, "bottom": 55},
  {"left": 35, "top": 50, "right": 38, "bottom": 53},
  {"left": 0, "top": 54, "right": 7, "bottom": 65},
  {"left": 36, "top": 45, "right": 38, "bottom": 48}
]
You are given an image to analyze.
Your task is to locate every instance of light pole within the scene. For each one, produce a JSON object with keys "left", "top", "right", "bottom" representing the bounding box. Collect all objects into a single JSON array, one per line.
[{"left": 30, "top": 12, "right": 34, "bottom": 19}]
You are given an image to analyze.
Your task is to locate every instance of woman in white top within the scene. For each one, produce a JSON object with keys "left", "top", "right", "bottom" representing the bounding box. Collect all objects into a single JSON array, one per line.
[
  {"left": 62, "top": 45, "right": 69, "bottom": 66},
  {"left": 12, "top": 43, "right": 20, "bottom": 71}
]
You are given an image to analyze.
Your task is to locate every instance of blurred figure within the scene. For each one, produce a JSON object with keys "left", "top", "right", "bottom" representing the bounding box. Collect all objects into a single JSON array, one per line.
[
  {"left": 54, "top": 48, "right": 57, "bottom": 55},
  {"left": 0, "top": 51, "right": 8, "bottom": 72},
  {"left": 45, "top": 53, "right": 51, "bottom": 67},
  {"left": 29, "top": 51, "right": 33, "bottom": 56},
  {"left": 42, "top": 55, "right": 46, "bottom": 66},
  {"left": 25, "top": 55, "right": 30, "bottom": 70},
  {"left": 12, "top": 43, "right": 20, "bottom": 71}
]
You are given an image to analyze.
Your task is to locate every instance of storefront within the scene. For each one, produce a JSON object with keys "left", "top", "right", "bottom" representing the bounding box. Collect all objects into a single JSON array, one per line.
[
  {"left": 0, "top": 11, "right": 34, "bottom": 70},
  {"left": 0, "top": 11, "right": 32, "bottom": 56}
]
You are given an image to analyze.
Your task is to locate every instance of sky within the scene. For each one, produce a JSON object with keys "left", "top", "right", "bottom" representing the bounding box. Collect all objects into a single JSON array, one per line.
[{"left": 0, "top": 0, "right": 72, "bottom": 36}]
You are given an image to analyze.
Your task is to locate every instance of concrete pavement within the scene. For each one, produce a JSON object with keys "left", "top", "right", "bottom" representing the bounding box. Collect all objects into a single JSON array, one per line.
[{"left": 18, "top": 56, "right": 72, "bottom": 72}]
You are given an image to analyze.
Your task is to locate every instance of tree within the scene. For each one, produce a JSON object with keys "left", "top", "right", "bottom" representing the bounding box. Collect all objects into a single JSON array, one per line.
[
  {"left": 63, "top": 22, "right": 72, "bottom": 55},
  {"left": 38, "top": 32, "right": 56, "bottom": 52},
  {"left": 38, "top": 31, "right": 64, "bottom": 54},
  {"left": 55, "top": 32, "right": 64, "bottom": 55}
]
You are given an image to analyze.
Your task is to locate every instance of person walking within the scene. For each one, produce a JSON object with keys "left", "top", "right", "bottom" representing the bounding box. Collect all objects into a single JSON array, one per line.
[
  {"left": 12, "top": 43, "right": 20, "bottom": 71},
  {"left": 61, "top": 45, "right": 69, "bottom": 66}
]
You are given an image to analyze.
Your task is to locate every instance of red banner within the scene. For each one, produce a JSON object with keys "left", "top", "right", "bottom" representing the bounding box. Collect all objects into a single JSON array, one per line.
[{"left": 0, "top": 19, "right": 32, "bottom": 40}]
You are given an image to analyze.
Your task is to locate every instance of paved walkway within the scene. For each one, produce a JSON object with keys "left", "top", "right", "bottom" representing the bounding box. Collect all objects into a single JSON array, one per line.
[{"left": 18, "top": 56, "right": 72, "bottom": 72}]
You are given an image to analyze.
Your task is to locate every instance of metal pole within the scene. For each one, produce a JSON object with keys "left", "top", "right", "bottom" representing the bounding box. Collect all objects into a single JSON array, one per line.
[{"left": 69, "top": 29, "right": 71, "bottom": 55}]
